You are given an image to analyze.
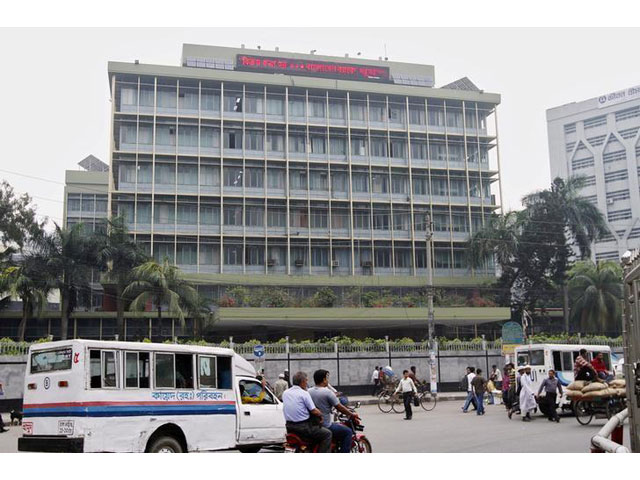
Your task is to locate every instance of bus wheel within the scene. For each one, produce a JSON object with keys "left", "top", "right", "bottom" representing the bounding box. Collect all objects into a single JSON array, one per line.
[{"left": 149, "top": 436, "right": 184, "bottom": 453}]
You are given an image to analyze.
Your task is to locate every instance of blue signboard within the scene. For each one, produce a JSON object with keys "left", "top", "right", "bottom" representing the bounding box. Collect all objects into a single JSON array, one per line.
[
  {"left": 502, "top": 321, "right": 524, "bottom": 344},
  {"left": 253, "top": 345, "right": 265, "bottom": 358}
]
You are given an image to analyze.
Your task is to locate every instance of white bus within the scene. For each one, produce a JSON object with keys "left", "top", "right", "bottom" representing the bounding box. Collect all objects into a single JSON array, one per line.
[
  {"left": 18, "top": 339, "right": 286, "bottom": 453},
  {"left": 514, "top": 344, "right": 615, "bottom": 408}
]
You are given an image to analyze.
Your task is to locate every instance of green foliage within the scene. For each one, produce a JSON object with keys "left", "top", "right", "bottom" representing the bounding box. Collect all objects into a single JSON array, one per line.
[
  {"left": 142, "top": 338, "right": 152, "bottom": 343},
  {"left": 0, "top": 337, "right": 15, "bottom": 343},
  {"left": 312, "top": 287, "right": 337, "bottom": 307},
  {"left": 568, "top": 260, "right": 623, "bottom": 334},
  {"left": 0, "top": 180, "right": 46, "bottom": 250},
  {"left": 226, "top": 286, "right": 249, "bottom": 307}
]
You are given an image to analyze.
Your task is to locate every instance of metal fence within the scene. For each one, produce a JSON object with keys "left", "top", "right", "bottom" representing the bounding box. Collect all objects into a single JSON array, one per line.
[{"left": 0, "top": 342, "right": 30, "bottom": 356}]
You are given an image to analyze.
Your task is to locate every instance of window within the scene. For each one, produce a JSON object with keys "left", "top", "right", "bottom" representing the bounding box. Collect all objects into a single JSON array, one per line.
[
  {"left": 224, "top": 244, "right": 243, "bottom": 265},
  {"left": 201, "top": 165, "right": 220, "bottom": 186},
  {"left": 198, "top": 355, "right": 217, "bottom": 388},
  {"left": 330, "top": 137, "right": 346, "bottom": 155},
  {"left": 246, "top": 206, "right": 264, "bottom": 226},
  {"left": 267, "top": 133, "right": 284, "bottom": 152},
  {"left": 411, "top": 141, "right": 427, "bottom": 159},
  {"left": 267, "top": 168, "right": 285, "bottom": 189},
  {"left": 67, "top": 194, "right": 81, "bottom": 211},
  {"left": 245, "top": 94, "right": 263, "bottom": 114},
  {"left": 223, "top": 205, "right": 242, "bottom": 226},
  {"left": 352, "top": 173, "right": 369, "bottom": 193},
  {"left": 125, "top": 351, "right": 150, "bottom": 389},
  {"left": 584, "top": 115, "right": 606, "bottom": 129},
  {"left": 310, "top": 171, "right": 328, "bottom": 191},
  {"left": 267, "top": 95, "right": 284, "bottom": 115},
  {"left": 370, "top": 137, "right": 387, "bottom": 157},
  {"left": 375, "top": 248, "right": 391, "bottom": 267},
  {"left": 155, "top": 164, "right": 176, "bottom": 184},
  {"left": 329, "top": 100, "right": 345, "bottom": 119},
  {"left": 224, "top": 167, "right": 243, "bottom": 187},
  {"left": 615, "top": 106, "right": 640, "bottom": 122},
  {"left": 200, "top": 205, "right": 220, "bottom": 225},
  {"left": 310, "top": 209, "right": 328, "bottom": 228},
  {"left": 604, "top": 170, "right": 628, "bottom": 183},
  {"left": 82, "top": 195, "right": 94, "bottom": 213},
  {"left": 564, "top": 123, "right": 576, "bottom": 134},
  {"left": 246, "top": 130, "right": 264, "bottom": 151},
  {"left": 288, "top": 98, "right": 306, "bottom": 117},
  {"left": 201, "top": 91, "right": 221, "bottom": 112},
  {"left": 311, "top": 247, "right": 329, "bottom": 266},
  {"left": 309, "top": 98, "right": 325, "bottom": 118},
  {"left": 409, "top": 106, "right": 425, "bottom": 125},
  {"left": 571, "top": 157, "right": 594, "bottom": 171},
  {"left": 155, "top": 353, "right": 174, "bottom": 388},
  {"left": 603, "top": 150, "right": 626, "bottom": 163},
  {"left": 89, "top": 350, "right": 117, "bottom": 389},
  {"left": 369, "top": 102, "right": 386, "bottom": 122},
  {"left": 392, "top": 175, "right": 408, "bottom": 194},
  {"left": 239, "top": 379, "right": 276, "bottom": 404},
  {"left": 350, "top": 102, "right": 365, "bottom": 121},
  {"left": 30, "top": 348, "right": 72, "bottom": 374},
  {"left": 267, "top": 208, "right": 286, "bottom": 227},
  {"left": 289, "top": 170, "right": 307, "bottom": 190},
  {"left": 310, "top": 136, "right": 326, "bottom": 154},
  {"left": 351, "top": 137, "right": 367, "bottom": 156},
  {"left": 177, "top": 204, "right": 197, "bottom": 224},
  {"left": 606, "top": 189, "right": 630, "bottom": 202},
  {"left": 176, "top": 244, "right": 197, "bottom": 265},
  {"left": 529, "top": 350, "right": 544, "bottom": 366},
  {"left": 390, "top": 139, "right": 406, "bottom": 158},
  {"left": 246, "top": 168, "right": 264, "bottom": 188},
  {"left": 331, "top": 172, "right": 347, "bottom": 192},
  {"left": 246, "top": 245, "right": 264, "bottom": 265},
  {"left": 177, "top": 165, "right": 198, "bottom": 185},
  {"left": 608, "top": 209, "right": 632, "bottom": 222},
  {"left": 224, "top": 130, "right": 242, "bottom": 149},
  {"left": 372, "top": 174, "right": 389, "bottom": 194},
  {"left": 289, "top": 135, "right": 306, "bottom": 153}
]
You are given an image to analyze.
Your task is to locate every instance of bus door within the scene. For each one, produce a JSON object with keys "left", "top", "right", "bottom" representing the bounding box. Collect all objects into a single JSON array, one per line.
[{"left": 551, "top": 350, "right": 574, "bottom": 385}]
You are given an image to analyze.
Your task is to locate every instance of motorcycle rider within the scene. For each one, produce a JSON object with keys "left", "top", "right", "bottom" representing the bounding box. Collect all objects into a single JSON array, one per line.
[
  {"left": 282, "top": 371, "right": 332, "bottom": 453},
  {"left": 309, "top": 369, "right": 360, "bottom": 453}
]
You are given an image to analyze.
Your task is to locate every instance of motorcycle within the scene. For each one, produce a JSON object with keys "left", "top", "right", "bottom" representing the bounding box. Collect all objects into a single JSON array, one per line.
[{"left": 284, "top": 403, "right": 372, "bottom": 453}]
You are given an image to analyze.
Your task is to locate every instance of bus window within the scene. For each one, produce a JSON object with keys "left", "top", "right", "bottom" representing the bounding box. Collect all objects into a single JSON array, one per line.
[
  {"left": 218, "top": 356, "right": 232, "bottom": 389},
  {"left": 562, "top": 352, "right": 572, "bottom": 371},
  {"left": 530, "top": 350, "right": 544, "bottom": 366},
  {"left": 125, "top": 352, "right": 139, "bottom": 388},
  {"left": 90, "top": 350, "right": 101, "bottom": 388},
  {"left": 102, "top": 351, "right": 117, "bottom": 388},
  {"left": 175, "top": 354, "right": 194, "bottom": 389},
  {"left": 155, "top": 353, "right": 175, "bottom": 388},
  {"left": 30, "top": 348, "right": 72, "bottom": 374},
  {"left": 552, "top": 351, "right": 562, "bottom": 371},
  {"left": 125, "top": 352, "right": 151, "bottom": 389},
  {"left": 139, "top": 352, "right": 150, "bottom": 388},
  {"left": 199, "top": 356, "right": 217, "bottom": 388}
]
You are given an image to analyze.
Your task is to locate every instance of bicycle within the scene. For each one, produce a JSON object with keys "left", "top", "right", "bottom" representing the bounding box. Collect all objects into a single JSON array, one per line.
[{"left": 416, "top": 384, "right": 437, "bottom": 412}]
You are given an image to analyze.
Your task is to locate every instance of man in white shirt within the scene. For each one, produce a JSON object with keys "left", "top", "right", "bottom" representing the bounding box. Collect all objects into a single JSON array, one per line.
[
  {"left": 461, "top": 367, "right": 477, "bottom": 413},
  {"left": 371, "top": 367, "right": 380, "bottom": 396},
  {"left": 394, "top": 370, "right": 418, "bottom": 420}
]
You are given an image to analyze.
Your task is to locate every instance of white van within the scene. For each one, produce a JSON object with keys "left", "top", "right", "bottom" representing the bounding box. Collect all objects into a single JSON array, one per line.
[
  {"left": 514, "top": 344, "right": 613, "bottom": 408},
  {"left": 18, "top": 339, "right": 286, "bottom": 452}
]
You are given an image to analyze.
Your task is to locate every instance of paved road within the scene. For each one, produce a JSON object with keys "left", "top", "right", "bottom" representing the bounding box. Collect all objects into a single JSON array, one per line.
[{"left": 0, "top": 402, "right": 631, "bottom": 453}]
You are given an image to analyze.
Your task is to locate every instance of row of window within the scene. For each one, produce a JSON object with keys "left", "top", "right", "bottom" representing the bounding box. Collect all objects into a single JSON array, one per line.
[
  {"left": 117, "top": 164, "right": 492, "bottom": 197},
  {"left": 88, "top": 348, "right": 232, "bottom": 390},
  {"left": 116, "top": 124, "right": 492, "bottom": 161},
  {"left": 66, "top": 194, "right": 108, "bottom": 213},
  {"left": 608, "top": 208, "right": 632, "bottom": 222},
  {"left": 565, "top": 105, "right": 640, "bottom": 137},
  {"left": 116, "top": 84, "right": 489, "bottom": 129},
  {"left": 118, "top": 202, "right": 485, "bottom": 231},
  {"left": 145, "top": 243, "right": 473, "bottom": 269}
]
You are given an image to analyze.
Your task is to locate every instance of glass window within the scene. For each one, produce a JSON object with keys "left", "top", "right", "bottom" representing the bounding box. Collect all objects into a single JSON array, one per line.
[
  {"left": 155, "top": 164, "right": 176, "bottom": 184},
  {"left": 124, "top": 351, "right": 149, "bottom": 389},
  {"left": 246, "top": 168, "right": 263, "bottom": 188},
  {"left": 288, "top": 135, "right": 306, "bottom": 153},
  {"left": 95, "top": 197, "right": 108, "bottom": 213},
  {"left": 530, "top": 350, "right": 544, "bottom": 366},
  {"left": 30, "top": 348, "right": 72, "bottom": 374},
  {"left": 330, "top": 137, "right": 346, "bottom": 155},
  {"left": 350, "top": 102, "right": 365, "bottom": 121},
  {"left": 246, "top": 206, "right": 264, "bottom": 226},
  {"left": 239, "top": 379, "right": 276, "bottom": 404},
  {"left": 267, "top": 133, "right": 284, "bottom": 152},
  {"left": 155, "top": 353, "right": 175, "bottom": 388},
  {"left": 311, "top": 248, "right": 329, "bottom": 266},
  {"left": 223, "top": 205, "right": 242, "bottom": 225},
  {"left": 310, "top": 136, "right": 326, "bottom": 154},
  {"left": 246, "top": 245, "right": 264, "bottom": 265},
  {"left": 288, "top": 98, "right": 306, "bottom": 117},
  {"left": 224, "top": 245, "right": 243, "bottom": 265},
  {"left": 246, "top": 130, "right": 264, "bottom": 150},
  {"left": 90, "top": 349, "right": 101, "bottom": 388},
  {"left": 177, "top": 165, "right": 198, "bottom": 185},
  {"left": 175, "top": 354, "right": 194, "bottom": 389},
  {"left": 201, "top": 165, "right": 220, "bottom": 186},
  {"left": 309, "top": 98, "right": 325, "bottom": 117},
  {"left": 267, "top": 169, "right": 285, "bottom": 189},
  {"left": 267, "top": 95, "right": 284, "bottom": 115},
  {"left": 176, "top": 244, "right": 197, "bottom": 265},
  {"left": 201, "top": 91, "right": 221, "bottom": 112},
  {"left": 102, "top": 351, "right": 117, "bottom": 388},
  {"left": 82, "top": 195, "right": 95, "bottom": 212},
  {"left": 178, "top": 126, "right": 198, "bottom": 147},
  {"left": 370, "top": 137, "right": 387, "bottom": 157},
  {"left": 352, "top": 173, "right": 369, "bottom": 193},
  {"left": 224, "top": 129, "right": 242, "bottom": 149},
  {"left": 351, "top": 137, "right": 367, "bottom": 156},
  {"left": 245, "top": 94, "right": 264, "bottom": 114},
  {"left": 200, "top": 127, "right": 221, "bottom": 148},
  {"left": 267, "top": 209, "right": 286, "bottom": 227},
  {"left": 329, "top": 100, "right": 345, "bottom": 119},
  {"left": 67, "top": 194, "right": 81, "bottom": 211},
  {"left": 200, "top": 205, "right": 220, "bottom": 225},
  {"left": 199, "top": 355, "right": 217, "bottom": 388},
  {"left": 224, "top": 167, "right": 243, "bottom": 187},
  {"left": 409, "top": 106, "right": 425, "bottom": 125}
]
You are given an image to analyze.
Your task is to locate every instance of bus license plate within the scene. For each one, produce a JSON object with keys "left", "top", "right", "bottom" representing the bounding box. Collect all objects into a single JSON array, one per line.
[{"left": 58, "top": 420, "right": 74, "bottom": 435}]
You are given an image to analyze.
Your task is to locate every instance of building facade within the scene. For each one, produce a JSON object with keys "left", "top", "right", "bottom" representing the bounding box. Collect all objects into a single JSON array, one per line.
[
  {"left": 548, "top": 85, "right": 640, "bottom": 261},
  {"left": 108, "top": 44, "right": 502, "bottom": 279}
]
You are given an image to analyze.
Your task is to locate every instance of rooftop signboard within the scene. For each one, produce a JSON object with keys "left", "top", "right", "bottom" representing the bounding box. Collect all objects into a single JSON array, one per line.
[{"left": 236, "top": 54, "right": 391, "bottom": 83}]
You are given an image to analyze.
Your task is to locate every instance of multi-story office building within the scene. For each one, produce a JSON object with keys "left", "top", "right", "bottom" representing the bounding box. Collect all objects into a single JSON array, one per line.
[
  {"left": 548, "top": 85, "right": 640, "bottom": 261},
  {"left": 107, "top": 44, "right": 502, "bottom": 279},
  {"left": 63, "top": 155, "right": 109, "bottom": 310}
]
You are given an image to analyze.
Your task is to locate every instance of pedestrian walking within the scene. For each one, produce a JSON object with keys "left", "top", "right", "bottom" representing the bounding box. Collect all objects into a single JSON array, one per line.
[
  {"left": 394, "top": 370, "right": 418, "bottom": 420},
  {"left": 471, "top": 369, "right": 487, "bottom": 415},
  {"left": 488, "top": 365, "right": 502, "bottom": 405},
  {"left": 371, "top": 366, "right": 380, "bottom": 396},
  {"left": 507, "top": 365, "right": 524, "bottom": 418},
  {"left": 461, "top": 367, "right": 477, "bottom": 413},
  {"left": 274, "top": 373, "right": 289, "bottom": 401},
  {"left": 519, "top": 365, "right": 537, "bottom": 422},
  {"left": 536, "top": 369, "right": 562, "bottom": 423},
  {"left": 502, "top": 364, "right": 512, "bottom": 408}
]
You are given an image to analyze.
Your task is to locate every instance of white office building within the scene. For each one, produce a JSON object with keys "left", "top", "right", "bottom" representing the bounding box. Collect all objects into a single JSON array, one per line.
[{"left": 547, "top": 85, "right": 640, "bottom": 261}]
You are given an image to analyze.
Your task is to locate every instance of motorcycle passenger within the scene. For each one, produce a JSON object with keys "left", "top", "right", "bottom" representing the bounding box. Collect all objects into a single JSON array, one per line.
[
  {"left": 282, "top": 371, "right": 332, "bottom": 453},
  {"left": 309, "top": 369, "right": 360, "bottom": 453}
]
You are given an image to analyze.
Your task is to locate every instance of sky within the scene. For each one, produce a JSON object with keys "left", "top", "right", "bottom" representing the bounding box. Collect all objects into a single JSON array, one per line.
[{"left": 1, "top": 27, "right": 639, "bottom": 228}]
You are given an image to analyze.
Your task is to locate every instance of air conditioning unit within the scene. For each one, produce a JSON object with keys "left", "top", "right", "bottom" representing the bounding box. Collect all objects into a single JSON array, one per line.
[
  {"left": 331, "top": 260, "right": 340, "bottom": 267},
  {"left": 267, "top": 259, "right": 275, "bottom": 267},
  {"left": 362, "top": 261, "right": 373, "bottom": 268},
  {"left": 295, "top": 259, "right": 304, "bottom": 267}
]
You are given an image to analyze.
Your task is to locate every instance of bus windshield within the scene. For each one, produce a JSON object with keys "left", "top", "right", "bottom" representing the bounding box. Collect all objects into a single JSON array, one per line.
[{"left": 30, "top": 348, "right": 73, "bottom": 374}]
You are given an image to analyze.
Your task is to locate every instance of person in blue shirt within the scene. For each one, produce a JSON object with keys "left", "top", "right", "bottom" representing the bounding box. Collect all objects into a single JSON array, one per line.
[{"left": 282, "top": 371, "right": 332, "bottom": 452}]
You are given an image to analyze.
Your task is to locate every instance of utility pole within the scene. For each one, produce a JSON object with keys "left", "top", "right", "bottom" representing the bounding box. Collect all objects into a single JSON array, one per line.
[
  {"left": 425, "top": 213, "right": 435, "bottom": 342},
  {"left": 425, "top": 213, "right": 437, "bottom": 394}
]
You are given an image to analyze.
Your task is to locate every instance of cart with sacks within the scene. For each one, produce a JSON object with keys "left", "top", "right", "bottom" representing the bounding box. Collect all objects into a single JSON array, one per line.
[{"left": 565, "top": 379, "right": 627, "bottom": 425}]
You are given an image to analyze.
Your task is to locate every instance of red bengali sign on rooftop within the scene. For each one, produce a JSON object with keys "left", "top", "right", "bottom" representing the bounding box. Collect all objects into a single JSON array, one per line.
[{"left": 236, "top": 54, "right": 391, "bottom": 83}]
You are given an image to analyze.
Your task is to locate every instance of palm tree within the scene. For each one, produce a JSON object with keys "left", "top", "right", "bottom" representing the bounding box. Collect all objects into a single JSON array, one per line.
[
  {"left": 0, "top": 254, "right": 51, "bottom": 341},
  {"left": 568, "top": 260, "right": 623, "bottom": 335},
  {"left": 123, "top": 259, "right": 201, "bottom": 340},
  {"left": 41, "top": 223, "right": 101, "bottom": 340},
  {"left": 522, "top": 176, "right": 609, "bottom": 259},
  {"left": 97, "top": 217, "right": 148, "bottom": 340},
  {"left": 466, "top": 210, "right": 523, "bottom": 271}
]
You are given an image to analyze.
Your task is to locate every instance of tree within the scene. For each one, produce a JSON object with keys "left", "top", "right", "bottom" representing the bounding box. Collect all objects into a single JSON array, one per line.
[
  {"left": 568, "top": 260, "right": 623, "bottom": 335},
  {"left": 313, "top": 287, "right": 337, "bottom": 307},
  {"left": 0, "top": 252, "right": 51, "bottom": 341},
  {"left": 522, "top": 176, "right": 609, "bottom": 260},
  {"left": 466, "top": 211, "right": 523, "bottom": 272},
  {"left": 96, "top": 217, "right": 148, "bottom": 339},
  {"left": 123, "top": 259, "right": 201, "bottom": 339},
  {"left": 0, "top": 180, "right": 46, "bottom": 250},
  {"left": 40, "top": 223, "right": 101, "bottom": 340}
]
